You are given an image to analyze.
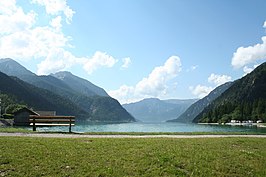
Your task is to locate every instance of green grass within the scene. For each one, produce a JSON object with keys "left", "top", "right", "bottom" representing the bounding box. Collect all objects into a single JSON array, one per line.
[
  {"left": 0, "top": 127, "right": 31, "bottom": 133},
  {"left": 82, "top": 131, "right": 266, "bottom": 135},
  {"left": 0, "top": 137, "right": 265, "bottom": 176}
]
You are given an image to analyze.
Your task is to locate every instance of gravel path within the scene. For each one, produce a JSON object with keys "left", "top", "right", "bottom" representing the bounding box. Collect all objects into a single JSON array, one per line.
[{"left": 0, "top": 133, "right": 266, "bottom": 139}]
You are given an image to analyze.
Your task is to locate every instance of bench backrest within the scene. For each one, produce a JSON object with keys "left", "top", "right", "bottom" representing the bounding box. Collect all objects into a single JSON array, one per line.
[{"left": 29, "top": 115, "right": 75, "bottom": 132}]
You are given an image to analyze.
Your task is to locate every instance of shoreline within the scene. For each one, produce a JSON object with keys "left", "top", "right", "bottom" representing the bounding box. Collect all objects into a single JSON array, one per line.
[
  {"left": 198, "top": 122, "right": 266, "bottom": 128},
  {"left": 0, "top": 132, "right": 266, "bottom": 139}
]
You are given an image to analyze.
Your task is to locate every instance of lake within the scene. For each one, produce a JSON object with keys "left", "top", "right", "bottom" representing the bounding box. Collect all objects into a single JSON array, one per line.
[{"left": 33, "top": 122, "right": 266, "bottom": 133}]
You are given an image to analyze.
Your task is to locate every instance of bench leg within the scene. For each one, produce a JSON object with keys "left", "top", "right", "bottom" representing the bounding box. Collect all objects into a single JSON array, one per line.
[
  {"left": 33, "top": 118, "right": 36, "bottom": 131},
  {"left": 69, "top": 119, "right": 72, "bottom": 133}
]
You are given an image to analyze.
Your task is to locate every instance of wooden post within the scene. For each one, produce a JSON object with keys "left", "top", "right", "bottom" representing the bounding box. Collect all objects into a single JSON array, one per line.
[
  {"left": 33, "top": 117, "right": 36, "bottom": 131},
  {"left": 69, "top": 117, "right": 72, "bottom": 133}
]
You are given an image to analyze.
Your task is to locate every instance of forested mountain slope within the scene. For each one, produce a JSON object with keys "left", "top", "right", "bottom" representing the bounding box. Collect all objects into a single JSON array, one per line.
[
  {"left": 0, "top": 71, "right": 86, "bottom": 117},
  {"left": 194, "top": 62, "right": 266, "bottom": 123}
]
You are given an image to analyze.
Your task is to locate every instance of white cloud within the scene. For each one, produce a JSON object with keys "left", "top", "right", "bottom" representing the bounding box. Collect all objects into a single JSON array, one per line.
[
  {"left": 108, "top": 85, "right": 137, "bottom": 103},
  {"left": 0, "top": 2, "right": 117, "bottom": 76},
  {"left": 243, "top": 64, "right": 259, "bottom": 75},
  {"left": 108, "top": 56, "right": 182, "bottom": 104},
  {"left": 232, "top": 36, "right": 266, "bottom": 68},
  {"left": 38, "top": 50, "right": 119, "bottom": 75},
  {"left": 135, "top": 56, "right": 181, "bottom": 96},
  {"left": 190, "top": 73, "right": 231, "bottom": 99},
  {"left": 0, "top": 0, "right": 117, "bottom": 75},
  {"left": 121, "top": 57, "right": 132, "bottom": 69},
  {"left": 189, "top": 85, "right": 213, "bottom": 99},
  {"left": 0, "top": 4, "right": 36, "bottom": 35},
  {"left": 31, "top": 0, "right": 75, "bottom": 24},
  {"left": 0, "top": 0, "right": 70, "bottom": 62},
  {"left": 232, "top": 22, "right": 266, "bottom": 70},
  {"left": 83, "top": 51, "right": 118, "bottom": 74},
  {"left": 208, "top": 73, "right": 232, "bottom": 86},
  {"left": 0, "top": 0, "right": 17, "bottom": 15},
  {"left": 243, "top": 66, "right": 253, "bottom": 75},
  {"left": 37, "top": 48, "right": 85, "bottom": 75},
  {"left": 0, "top": 25, "right": 69, "bottom": 60},
  {"left": 50, "top": 16, "right": 62, "bottom": 31}
]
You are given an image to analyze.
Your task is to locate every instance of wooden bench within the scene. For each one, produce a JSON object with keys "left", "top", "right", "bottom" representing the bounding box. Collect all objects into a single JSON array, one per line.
[{"left": 29, "top": 115, "right": 75, "bottom": 133}]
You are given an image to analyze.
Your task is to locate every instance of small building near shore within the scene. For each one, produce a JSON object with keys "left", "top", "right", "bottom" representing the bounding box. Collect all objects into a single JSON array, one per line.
[
  {"left": 14, "top": 108, "right": 39, "bottom": 126},
  {"left": 230, "top": 120, "right": 240, "bottom": 123},
  {"left": 14, "top": 108, "right": 57, "bottom": 126}
]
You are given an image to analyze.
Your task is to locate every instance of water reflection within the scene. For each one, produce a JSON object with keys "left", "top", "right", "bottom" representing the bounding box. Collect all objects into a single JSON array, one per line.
[{"left": 34, "top": 122, "right": 266, "bottom": 133}]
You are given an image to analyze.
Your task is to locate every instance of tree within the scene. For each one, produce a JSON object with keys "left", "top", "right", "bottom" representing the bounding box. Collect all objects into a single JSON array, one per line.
[
  {"left": 5, "top": 104, "right": 27, "bottom": 114},
  {"left": 0, "top": 94, "right": 16, "bottom": 114}
]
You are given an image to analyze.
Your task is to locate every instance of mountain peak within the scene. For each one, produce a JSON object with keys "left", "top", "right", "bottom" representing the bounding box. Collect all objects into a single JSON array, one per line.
[
  {"left": 0, "top": 58, "right": 13, "bottom": 63},
  {"left": 142, "top": 98, "right": 161, "bottom": 102},
  {"left": 52, "top": 71, "right": 73, "bottom": 80},
  {"left": 0, "top": 58, "right": 35, "bottom": 77}
]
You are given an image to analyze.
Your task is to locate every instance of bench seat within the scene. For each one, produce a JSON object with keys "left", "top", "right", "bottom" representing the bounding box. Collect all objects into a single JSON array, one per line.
[
  {"left": 30, "top": 123, "right": 75, "bottom": 126},
  {"left": 29, "top": 115, "right": 75, "bottom": 132}
]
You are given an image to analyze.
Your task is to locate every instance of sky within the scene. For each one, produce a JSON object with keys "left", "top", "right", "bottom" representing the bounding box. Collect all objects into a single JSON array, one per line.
[{"left": 0, "top": 0, "right": 266, "bottom": 104}]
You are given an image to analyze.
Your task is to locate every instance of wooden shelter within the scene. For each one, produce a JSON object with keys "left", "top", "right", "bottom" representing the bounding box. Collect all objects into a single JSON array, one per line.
[{"left": 13, "top": 108, "right": 39, "bottom": 126}]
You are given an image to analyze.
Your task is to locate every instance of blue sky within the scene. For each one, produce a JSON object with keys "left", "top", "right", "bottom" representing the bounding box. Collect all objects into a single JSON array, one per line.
[{"left": 1, "top": 0, "right": 266, "bottom": 103}]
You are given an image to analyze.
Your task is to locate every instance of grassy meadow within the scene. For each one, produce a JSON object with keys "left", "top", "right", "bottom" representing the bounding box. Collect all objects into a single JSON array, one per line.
[
  {"left": 0, "top": 127, "right": 31, "bottom": 133},
  {"left": 0, "top": 136, "right": 265, "bottom": 176}
]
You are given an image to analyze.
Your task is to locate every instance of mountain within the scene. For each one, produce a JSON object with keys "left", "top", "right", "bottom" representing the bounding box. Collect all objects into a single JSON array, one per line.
[
  {"left": 0, "top": 58, "right": 135, "bottom": 123},
  {"left": 168, "top": 82, "right": 233, "bottom": 123},
  {"left": 0, "top": 59, "right": 73, "bottom": 97},
  {"left": 51, "top": 71, "right": 108, "bottom": 97},
  {"left": 0, "top": 71, "right": 86, "bottom": 117},
  {"left": 123, "top": 98, "right": 198, "bottom": 122},
  {"left": 194, "top": 62, "right": 266, "bottom": 123},
  {"left": 0, "top": 58, "right": 35, "bottom": 76}
]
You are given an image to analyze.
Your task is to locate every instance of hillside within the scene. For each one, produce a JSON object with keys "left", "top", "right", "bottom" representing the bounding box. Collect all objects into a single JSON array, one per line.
[
  {"left": 51, "top": 71, "right": 109, "bottom": 97},
  {"left": 168, "top": 82, "right": 233, "bottom": 123},
  {"left": 123, "top": 98, "right": 197, "bottom": 122},
  {"left": 194, "top": 62, "right": 266, "bottom": 123},
  {"left": 0, "top": 71, "right": 86, "bottom": 117},
  {"left": 0, "top": 58, "right": 35, "bottom": 77},
  {"left": 0, "top": 58, "right": 135, "bottom": 123}
]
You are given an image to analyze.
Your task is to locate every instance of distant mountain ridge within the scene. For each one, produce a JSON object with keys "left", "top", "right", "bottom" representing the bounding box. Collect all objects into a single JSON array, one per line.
[
  {"left": 123, "top": 98, "right": 198, "bottom": 122},
  {"left": 168, "top": 82, "right": 233, "bottom": 123},
  {"left": 0, "top": 58, "right": 135, "bottom": 123}
]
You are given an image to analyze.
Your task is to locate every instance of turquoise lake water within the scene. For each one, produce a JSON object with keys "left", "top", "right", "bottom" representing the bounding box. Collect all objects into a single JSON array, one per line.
[{"left": 33, "top": 122, "right": 266, "bottom": 133}]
